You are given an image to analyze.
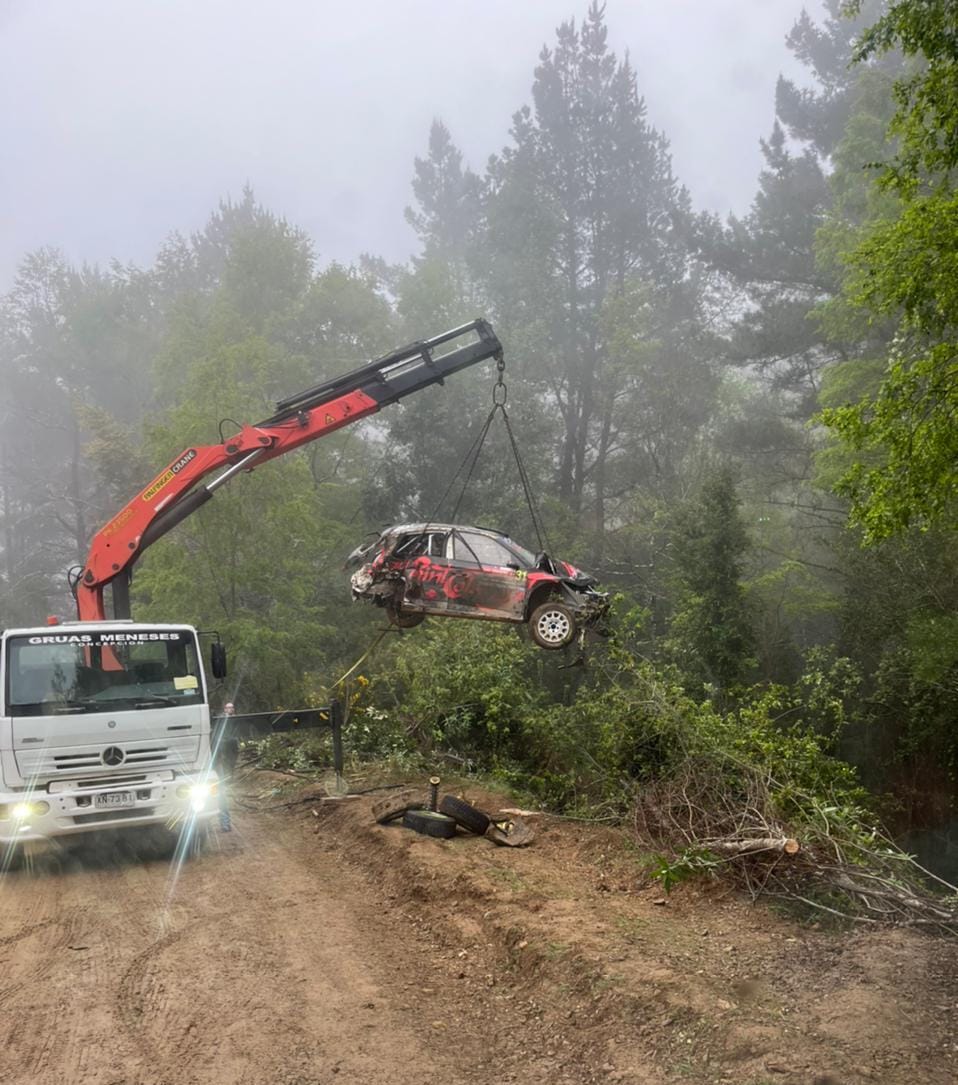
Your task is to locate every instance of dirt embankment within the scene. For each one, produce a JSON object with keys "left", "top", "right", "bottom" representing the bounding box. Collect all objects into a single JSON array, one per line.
[{"left": 0, "top": 773, "right": 955, "bottom": 1085}]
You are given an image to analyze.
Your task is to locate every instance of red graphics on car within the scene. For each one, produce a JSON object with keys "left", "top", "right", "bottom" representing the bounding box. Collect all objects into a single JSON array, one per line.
[{"left": 347, "top": 524, "right": 609, "bottom": 650}]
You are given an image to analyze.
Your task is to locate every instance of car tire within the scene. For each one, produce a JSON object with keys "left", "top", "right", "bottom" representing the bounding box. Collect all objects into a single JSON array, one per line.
[
  {"left": 438, "top": 794, "right": 491, "bottom": 835},
  {"left": 402, "top": 809, "right": 458, "bottom": 839},
  {"left": 529, "top": 601, "right": 577, "bottom": 649},
  {"left": 372, "top": 789, "right": 428, "bottom": 824}
]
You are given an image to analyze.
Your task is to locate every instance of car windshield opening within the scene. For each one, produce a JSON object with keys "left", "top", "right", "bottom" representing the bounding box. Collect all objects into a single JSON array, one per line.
[{"left": 506, "top": 540, "right": 538, "bottom": 567}]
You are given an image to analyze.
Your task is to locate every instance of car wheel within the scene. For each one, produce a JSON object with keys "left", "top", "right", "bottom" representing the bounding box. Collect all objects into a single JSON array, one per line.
[
  {"left": 386, "top": 606, "right": 425, "bottom": 629},
  {"left": 529, "top": 601, "right": 577, "bottom": 649},
  {"left": 402, "top": 809, "right": 458, "bottom": 839},
  {"left": 438, "top": 794, "right": 491, "bottom": 835}
]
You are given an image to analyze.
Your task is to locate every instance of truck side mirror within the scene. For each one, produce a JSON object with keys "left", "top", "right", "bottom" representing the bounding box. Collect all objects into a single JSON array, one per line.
[{"left": 210, "top": 642, "right": 227, "bottom": 680}]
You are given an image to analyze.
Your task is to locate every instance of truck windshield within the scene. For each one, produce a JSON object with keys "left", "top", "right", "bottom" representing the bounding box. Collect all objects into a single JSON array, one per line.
[{"left": 5, "top": 630, "right": 204, "bottom": 717}]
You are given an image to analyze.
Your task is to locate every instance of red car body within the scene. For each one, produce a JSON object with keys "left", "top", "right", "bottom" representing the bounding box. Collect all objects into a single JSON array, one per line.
[{"left": 348, "top": 523, "right": 609, "bottom": 649}]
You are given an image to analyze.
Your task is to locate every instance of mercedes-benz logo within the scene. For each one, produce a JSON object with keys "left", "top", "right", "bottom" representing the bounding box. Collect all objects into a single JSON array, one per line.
[{"left": 101, "top": 746, "right": 125, "bottom": 767}]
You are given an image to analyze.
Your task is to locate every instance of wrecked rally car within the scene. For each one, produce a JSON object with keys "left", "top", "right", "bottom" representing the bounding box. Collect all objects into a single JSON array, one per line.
[{"left": 347, "top": 523, "right": 609, "bottom": 649}]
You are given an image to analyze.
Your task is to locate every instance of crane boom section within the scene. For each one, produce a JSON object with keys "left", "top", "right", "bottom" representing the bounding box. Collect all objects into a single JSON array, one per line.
[{"left": 76, "top": 319, "right": 502, "bottom": 622}]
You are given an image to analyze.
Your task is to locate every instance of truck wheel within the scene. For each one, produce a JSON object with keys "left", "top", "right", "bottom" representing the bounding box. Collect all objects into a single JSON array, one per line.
[
  {"left": 174, "top": 821, "right": 209, "bottom": 860},
  {"left": 529, "top": 601, "right": 577, "bottom": 649},
  {"left": 402, "top": 809, "right": 457, "bottom": 839},
  {"left": 438, "top": 794, "right": 490, "bottom": 835}
]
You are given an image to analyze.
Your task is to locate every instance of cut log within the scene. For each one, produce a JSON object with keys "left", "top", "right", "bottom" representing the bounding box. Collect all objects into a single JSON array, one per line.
[{"left": 709, "top": 837, "right": 800, "bottom": 856}]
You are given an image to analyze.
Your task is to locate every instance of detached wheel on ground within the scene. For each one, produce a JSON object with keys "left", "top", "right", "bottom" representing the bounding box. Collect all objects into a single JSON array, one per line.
[
  {"left": 372, "top": 789, "right": 428, "bottom": 824},
  {"left": 529, "top": 600, "right": 577, "bottom": 649},
  {"left": 402, "top": 809, "right": 458, "bottom": 839},
  {"left": 438, "top": 794, "right": 491, "bottom": 836}
]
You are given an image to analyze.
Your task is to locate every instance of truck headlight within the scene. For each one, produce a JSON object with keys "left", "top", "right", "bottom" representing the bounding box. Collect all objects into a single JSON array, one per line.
[
  {"left": 176, "top": 783, "right": 216, "bottom": 811},
  {"left": 10, "top": 801, "right": 49, "bottom": 820}
]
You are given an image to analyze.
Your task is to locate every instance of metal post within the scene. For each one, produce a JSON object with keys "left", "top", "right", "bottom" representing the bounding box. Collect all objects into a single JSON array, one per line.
[
  {"left": 330, "top": 699, "right": 344, "bottom": 777},
  {"left": 111, "top": 570, "right": 132, "bottom": 620}
]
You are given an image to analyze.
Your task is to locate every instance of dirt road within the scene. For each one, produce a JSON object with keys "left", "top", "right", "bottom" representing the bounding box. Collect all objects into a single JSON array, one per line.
[
  {"left": 2, "top": 778, "right": 957, "bottom": 1085},
  {"left": 0, "top": 806, "right": 537, "bottom": 1085}
]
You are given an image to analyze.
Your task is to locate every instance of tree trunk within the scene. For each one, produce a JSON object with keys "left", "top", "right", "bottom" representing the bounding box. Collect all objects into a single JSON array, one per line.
[{"left": 709, "top": 837, "right": 800, "bottom": 856}]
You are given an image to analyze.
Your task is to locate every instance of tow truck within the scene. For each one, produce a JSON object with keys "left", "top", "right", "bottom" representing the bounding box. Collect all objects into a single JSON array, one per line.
[{"left": 0, "top": 320, "right": 503, "bottom": 851}]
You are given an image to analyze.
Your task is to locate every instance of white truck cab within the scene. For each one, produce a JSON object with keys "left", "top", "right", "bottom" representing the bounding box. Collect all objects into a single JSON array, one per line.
[{"left": 0, "top": 621, "right": 218, "bottom": 847}]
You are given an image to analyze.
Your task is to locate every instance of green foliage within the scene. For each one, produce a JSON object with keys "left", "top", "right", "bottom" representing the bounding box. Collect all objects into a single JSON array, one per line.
[
  {"left": 906, "top": 612, "right": 958, "bottom": 685},
  {"left": 383, "top": 622, "right": 546, "bottom": 762},
  {"left": 819, "top": 3, "right": 958, "bottom": 539},
  {"left": 0, "top": 250, "right": 162, "bottom": 622},
  {"left": 666, "top": 467, "right": 755, "bottom": 694},
  {"left": 791, "top": 648, "right": 863, "bottom": 745},
  {"left": 251, "top": 732, "right": 333, "bottom": 773},
  {"left": 846, "top": 0, "right": 958, "bottom": 186},
  {"left": 371, "top": 617, "right": 869, "bottom": 836},
  {"left": 868, "top": 647, "right": 958, "bottom": 777},
  {"left": 820, "top": 336, "right": 958, "bottom": 539},
  {"left": 818, "top": 189, "right": 958, "bottom": 538},
  {"left": 648, "top": 848, "right": 721, "bottom": 893}
]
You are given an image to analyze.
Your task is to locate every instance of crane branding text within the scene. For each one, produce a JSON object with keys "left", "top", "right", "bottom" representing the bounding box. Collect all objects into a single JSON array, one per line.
[{"left": 142, "top": 449, "right": 198, "bottom": 502}]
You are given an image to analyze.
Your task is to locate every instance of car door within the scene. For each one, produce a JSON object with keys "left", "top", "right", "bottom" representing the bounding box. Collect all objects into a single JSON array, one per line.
[
  {"left": 398, "top": 530, "right": 455, "bottom": 615},
  {"left": 444, "top": 530, "right": 529, "bottom": 621}
]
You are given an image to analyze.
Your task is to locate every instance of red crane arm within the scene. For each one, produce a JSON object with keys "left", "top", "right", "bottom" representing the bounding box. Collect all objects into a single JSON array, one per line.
[{"left": 75, "top": 319, "right": 502, "bottom": 622}]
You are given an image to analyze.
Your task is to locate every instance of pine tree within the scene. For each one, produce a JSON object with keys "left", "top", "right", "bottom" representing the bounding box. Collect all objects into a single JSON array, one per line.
[
  {"left": 483, "top": 2, "right": 691, "bottom": 522},
  {"left": 405, "top": 119, "right": 481, "bottom": 271},
  {"left": 667, "top": 467, "right": 755, "bottom": 695}
]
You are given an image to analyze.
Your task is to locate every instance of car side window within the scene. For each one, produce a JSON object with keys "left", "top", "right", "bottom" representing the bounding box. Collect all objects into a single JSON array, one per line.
[
  {"left": 427, "top": 532, "right": 449, "bottom": 557},
  {"left": 454, "top": 533, "right": 517, "bottom": 567},
  {"left": 394, "top": 532, "right": 448, "bottom": 559}
]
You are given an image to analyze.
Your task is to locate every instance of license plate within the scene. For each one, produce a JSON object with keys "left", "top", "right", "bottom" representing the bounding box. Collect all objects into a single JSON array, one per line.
[{"left": 93, "top": 791, "right": 135, "bottom": 810}]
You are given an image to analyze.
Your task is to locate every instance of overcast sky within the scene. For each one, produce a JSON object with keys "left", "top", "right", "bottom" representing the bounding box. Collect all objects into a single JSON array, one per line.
[{"left": 0, "top": 0, "right": 825, "bottom": 289}]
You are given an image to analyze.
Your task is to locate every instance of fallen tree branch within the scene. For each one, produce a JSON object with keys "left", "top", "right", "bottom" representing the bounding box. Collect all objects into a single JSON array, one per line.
[{"left": 632, "top": 758, "right": 958, "bottom": 935}]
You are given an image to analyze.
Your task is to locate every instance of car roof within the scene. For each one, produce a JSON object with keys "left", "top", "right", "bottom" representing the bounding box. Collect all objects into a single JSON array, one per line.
[{"left": 380, "top": 523, "right": 512, "bottom": 542}]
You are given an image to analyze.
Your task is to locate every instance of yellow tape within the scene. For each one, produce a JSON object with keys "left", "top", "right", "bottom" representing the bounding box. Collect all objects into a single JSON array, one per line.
[{"left": 325, "top": 628, "right": 390, "bottom": 694}]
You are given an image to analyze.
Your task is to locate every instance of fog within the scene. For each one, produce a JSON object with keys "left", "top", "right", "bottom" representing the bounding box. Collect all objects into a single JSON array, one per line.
[
  {"left": 1, "top": 0, "right": 821, "bottom": 286},
  {"left": 2, "top": 0, "right": 958, "bottom": 1047}
]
